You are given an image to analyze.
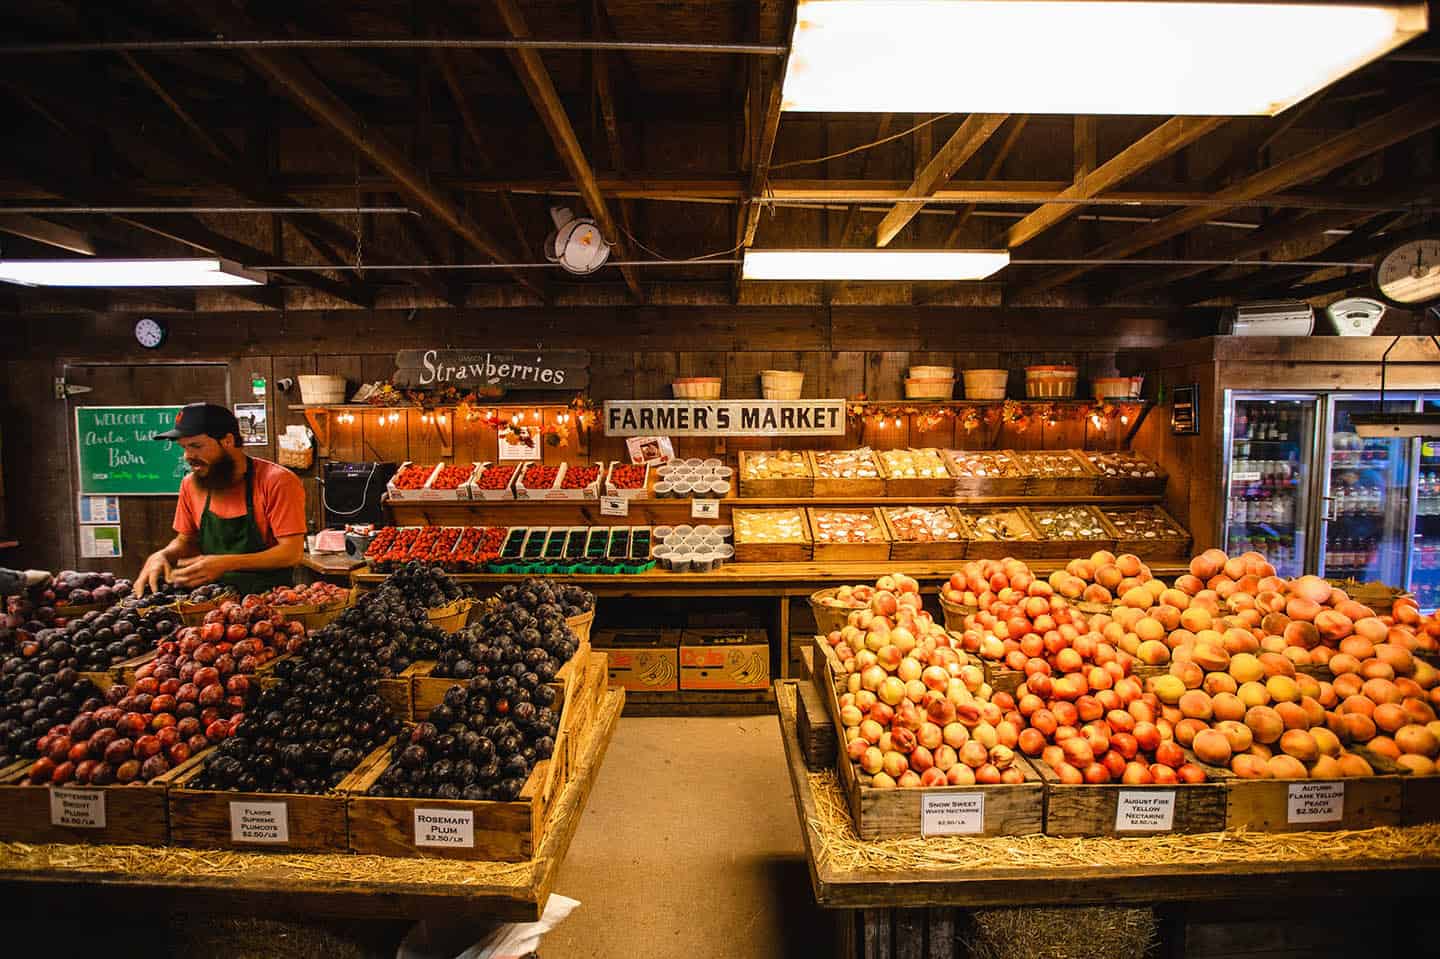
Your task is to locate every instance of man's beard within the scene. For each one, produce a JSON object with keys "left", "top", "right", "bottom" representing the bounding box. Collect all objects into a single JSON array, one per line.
[{"left": 193, "top": 453, "right": 239, "bottom": 491}]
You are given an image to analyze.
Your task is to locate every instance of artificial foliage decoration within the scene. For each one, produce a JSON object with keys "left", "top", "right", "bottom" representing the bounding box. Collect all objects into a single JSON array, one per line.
[{"left": 846, "top": 400, "right": 1142, "bottom": 436}]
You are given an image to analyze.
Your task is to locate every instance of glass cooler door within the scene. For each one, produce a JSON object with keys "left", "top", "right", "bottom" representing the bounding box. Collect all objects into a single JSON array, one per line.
[
  {"left": 1320, "top": 394, "right": 1417, "bottom": 587},
  {"left": 1222, "top": 392, "right": 1320, "bottom": 578},
  {"left": 1408, "top": 397, "right": 1440, "bottom": 610}
]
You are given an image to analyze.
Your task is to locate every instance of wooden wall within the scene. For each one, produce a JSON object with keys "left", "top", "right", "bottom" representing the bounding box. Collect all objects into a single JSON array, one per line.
[{"left": 3, "top": 305, "right": 1217, "bottom": 571}]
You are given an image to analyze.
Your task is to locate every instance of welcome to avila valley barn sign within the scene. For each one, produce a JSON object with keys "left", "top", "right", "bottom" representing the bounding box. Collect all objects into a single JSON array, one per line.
[{"left": 393, "top": 349, "right": 590, "bottom": 390}]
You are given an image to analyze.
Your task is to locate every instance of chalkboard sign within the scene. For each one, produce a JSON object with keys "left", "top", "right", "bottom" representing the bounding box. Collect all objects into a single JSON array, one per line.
[{"left": 75, "top": 406, "right": 188, "bottom": 495}]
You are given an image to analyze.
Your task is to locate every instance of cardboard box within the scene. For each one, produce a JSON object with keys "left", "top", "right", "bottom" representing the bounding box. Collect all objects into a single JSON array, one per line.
[
  {"left": 593, "top": 629, "right": 680, "bottom": 692},
  {"left": 680, "top": 628, "right": 770, "bottom": 690}
]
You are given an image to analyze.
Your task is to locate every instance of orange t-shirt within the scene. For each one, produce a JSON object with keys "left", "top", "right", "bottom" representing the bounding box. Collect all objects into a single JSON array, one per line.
[{"left": 173, "top": 456, "right": 307, "bottom": 546}]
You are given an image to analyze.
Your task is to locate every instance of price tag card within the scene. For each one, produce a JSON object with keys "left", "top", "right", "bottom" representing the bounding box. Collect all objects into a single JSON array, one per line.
[
  {"left": 1287, "top": 781, "right": 1344, "bottom": 823},
  {"left": 229, "top": 801, "right": 290, "bottom": 843},
  {"left": 920, "top": 791, "right": 985, "bottom": 837},
  {"left": 1114, "top": 789, "right": 1176, "bottom": 832},
  {"left": 414, "top": 809, "right": 475, "bottom": 848},
  {"left": 692, "top": 498, "right": 720, "bottom": 520},
  {"left": 1231, "top": 471, "right": 1262, "bottom": 482},
  {"left": 49, "top": 787, "right": 107, "bottom": 829},
  {"left": 600, "top": 495, "right": 629, "bottom": 517}
]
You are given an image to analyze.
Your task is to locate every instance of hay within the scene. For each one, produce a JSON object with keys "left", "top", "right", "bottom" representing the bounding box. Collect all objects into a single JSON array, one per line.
[
  {"left": 966, "top": 906, "right": 1157, "bottom": 959},
  {"left": 804, "top": 768, "right": 1440, "bottom": 873},
  {"left": 167, "top": 916, "right": 406, "bottom": 959},
  {"left": 0, "top": 840, "right": 537, "bottom": 887}
]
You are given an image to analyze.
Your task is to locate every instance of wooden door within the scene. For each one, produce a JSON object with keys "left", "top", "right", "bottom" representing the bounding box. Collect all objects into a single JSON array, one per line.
[{"left": 62, "top": 363, "right": 231, "bottom": 574}]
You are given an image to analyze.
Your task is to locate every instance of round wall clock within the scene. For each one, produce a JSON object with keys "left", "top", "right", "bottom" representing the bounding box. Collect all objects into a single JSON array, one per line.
[
  {"left": 1373, "top": 237, "right": 1440, "bottom": 310},
  {"left": 134, "top": 316, "right": 168, "bottom": 349}
]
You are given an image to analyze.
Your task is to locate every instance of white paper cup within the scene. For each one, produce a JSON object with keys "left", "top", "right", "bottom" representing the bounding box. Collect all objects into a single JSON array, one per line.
[
  {"left": 703, "top": 458, "right": 722, "bottom": 468},
  {"left": 714, "top": 525, "right": 734, "bottom": 541},
  {"left": 674, "top": 524, "right": 694, "bottom": 537},
  {"left": 714, "top": 466, "right": 734, "bottom": 480},
  {"left": 709, "top": 480, "right": 732, "bottom": 496},
  {"left": 690, "top": 552, "right": 717, "bottom": 572},
  {"left": 653, "top": 482, "right": 674, "bottom": 498},
  {"left": 685, "top": 457, "right": 705, "bottom": 468},
  {"left": 716, "top": 543, "right": 735, "bottom": 561},
  {"left": 673, "top": 482, "right": 694, "bottom": 496},
  {"left": 669, "top": 551, "right": 694, "bottom": 573},
  {"left": 653, "top": 525, "right": 674, "bottom": 539}
]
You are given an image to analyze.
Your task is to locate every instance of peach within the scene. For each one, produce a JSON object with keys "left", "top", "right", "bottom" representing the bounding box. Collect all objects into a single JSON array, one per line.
[
  {"left": 1231, "top": 754, "right": 1267, "bottom": 778},
  {"left": 1191, "top": 645, "right": 1230, "bottom": 673},
  {"left": 1375, "top": 644, "right": 1415, "bottom": 676},
  {"left": 1396, "top": 724, "right": 1439, "bottom": 758},
  {"left": 1337, "top": 753, "right": 1375, "bottom": 777},
  {"left": 1339, "top": 635, "right": 1376, "bottom": 660},
  {"left": 1151, "top": 674, "right": 1186, "bottom": 704},
  {"left": 1283, "top": 620, "right": 1320, "bottom": 650},
  {"left": 1229, "top": 653, "right": 1265, "bottom": 684},
  {"left": 1287, "top": 597, "right": 1322, "bottom": 623},
  {"left": 1216, "top": 719, "right": 1254, "bottom": 753},
  {"left": 1274, "top": 701, "right": 1309, "bottom": 731},
  {"left": 1266, "top": 675, "right": 1301, "bottom": 704},
  {"left": 1245, "top": 705, "right": 1285, "bottom": 744},
  {"left": 1266, "top": 754, "right": 1309, "bottom": 779},
  {"left": 1205, "top": 672, "right": 1239, "bottom": 697},
  {"left": 1211, "top": 692, "right": 1246, "bottom": 722},
  {"left": 1341, "top": 712, "right": 1377, "bottom": 743},
  {"left": 1258, "top": 652, "right": 1296, "bottom": 678},
  {"left": 1373, "top": 702, "right": 1407, "bottom": 733},
  {"left": 1175, "top": 717, "right": 1208, "bottom": 747},
  {"left": 1362, "top": 677, "right": 1401, "bottom": 705},
  {"left": 1311, "top": 726, "right": 1342, "bottom": 757},
  {"left": 1238, "top": 681, "right": 1271, "bottom": 709},
  {"left": 1309, "top": 754, "right": 1343, "bottom": 779},
  {"left": 1170, "top": 661, "right": 1204, "bottom": 690},
  {"left": 1179, "top": 690, "right": 1214, "bottom": 720},
  {"left": 1397, "top": 753, "right": 1437, "bottom": 775},
  {"left": 1280, "top": 729, "right": 1319, "bottom": 762},
  {"left": 1368, "top": 735, "right": 1401, "bottom": 760},
  {"left": 1261, "top": 612, "right": 1292, "bottom": 637},
  {"left": 1180, "top": 607, "right": 1213, "bottom": 633}
]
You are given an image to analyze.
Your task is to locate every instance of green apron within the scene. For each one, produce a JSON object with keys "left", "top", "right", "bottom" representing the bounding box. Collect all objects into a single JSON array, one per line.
[{"left": 198, "top": 461, "right": 293, "bottom": 595}]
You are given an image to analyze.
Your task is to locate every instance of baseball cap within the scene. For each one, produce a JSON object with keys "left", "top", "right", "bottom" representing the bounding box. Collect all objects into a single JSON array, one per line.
[{"left": 154, "top": 403, "right": 241, "bottom": 442}]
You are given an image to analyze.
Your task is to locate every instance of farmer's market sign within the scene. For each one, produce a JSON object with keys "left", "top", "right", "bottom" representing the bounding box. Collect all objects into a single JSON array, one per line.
[
  {"left": 603, "top": 399, "right": 846, "bottom": 436},
  {"left": 393, "top": 349, "right": 590, "bottom": 390}
]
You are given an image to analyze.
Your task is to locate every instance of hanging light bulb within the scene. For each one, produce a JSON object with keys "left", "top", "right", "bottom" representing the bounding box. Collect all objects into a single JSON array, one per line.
[
  {"left": 1121, "top": 413, "right": 1130, "bottom": 425},
  {"left": 894, "top": 418, "right": 902, "bottom": 428},
  {"left": 437, "top": 413, "right": 447, "bottom": 425},
  {"left": 1091, "top": 414, "right": 1104, "bottom": 430},
  {"left": 877, "top": 416, "right": 886, "bottom": 430}
]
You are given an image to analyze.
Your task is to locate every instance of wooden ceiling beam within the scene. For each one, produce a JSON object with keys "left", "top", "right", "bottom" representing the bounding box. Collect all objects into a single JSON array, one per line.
[
  {"left": 1005, "top": 117, "right": 1225, "bottom": 250},
  {"left": 1014, "top": 91, "right": 1440, "bottom": 298},
  {"left": 591, "top": 0, "right": 638, "bottom": 267},
  {"left": 490, "top": 0, "right": 643, "bottom": 302},
  {"left": 874, "top": 114, "right": 1009, "bottom": 247},
  {"left": 0, "top": 214, "right": 95, "bottom": 255}
]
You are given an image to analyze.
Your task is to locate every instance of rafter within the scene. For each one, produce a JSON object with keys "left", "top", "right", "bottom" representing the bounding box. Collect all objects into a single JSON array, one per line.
[
  {"left": 875, "top": 114, "right": 1009, "bottom": 247},
  {"left": 1005, "top": 116, "right": 1225, "bottom": 250},
  {"left": 0, "top": 214, "right": 94, "bottom": 255},
  {"left": 591, "top": 0, "right": 638, "bottom": 262},
  {"left": 491, "top": 0, "right": 643, "bottom": 302},
  {"left": 1013, "top": 91, "right": 1440, "bottom": 298},
  {"left": 735, "top": 0, "right": 797, "bottom": 298}
]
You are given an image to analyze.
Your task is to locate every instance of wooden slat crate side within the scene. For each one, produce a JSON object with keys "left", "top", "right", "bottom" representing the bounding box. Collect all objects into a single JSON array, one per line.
[
  {"left": 1029, "top": 756, "right": 1227, "bottom": 837},
  {"left": 166, "top": 753, "right": 352, "bottom": 851},
  {"left": 797, "top": 674, "right": 839, "bottom": 771},
  {"left": 806, "top": 449, "right": 887, "bottom": 500},
  {"left": 1223, "top": 775, "right": 1403, "bottom": 832},
  {"left": 379, "top": 673, "right": 415, "bottom": 721},
  {"left": 737, "top": 450, "right": 814, "bottom": 498},
  {"left": 808, "top": 507, "right": 893, "bottom": 563},
  {"left": 1401, "top": 774, "right": 1440, "bottom": 825}
]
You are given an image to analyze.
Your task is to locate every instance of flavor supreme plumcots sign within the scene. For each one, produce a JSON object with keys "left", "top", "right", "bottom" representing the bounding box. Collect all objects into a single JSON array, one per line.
[
  {"left": 603, "top": 400, "right": 846, "bottom": 436},
  {"left": 393, "top": 350, "right": 590, "bottom": 390}
]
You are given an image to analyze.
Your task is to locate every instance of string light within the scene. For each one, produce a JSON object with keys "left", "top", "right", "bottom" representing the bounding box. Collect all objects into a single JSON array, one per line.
[
  {"left": 1090, "top": 414, "right": 1104, "bottom": 430},
  {"left": 894, "top": 417, "right": 902, "bottom": 428},
  {"left": 437, "top": 412, "right": 447, "bottom": 425},
  {"left": 1121, "top": 414, "right": 1130, "bottom": 425}
]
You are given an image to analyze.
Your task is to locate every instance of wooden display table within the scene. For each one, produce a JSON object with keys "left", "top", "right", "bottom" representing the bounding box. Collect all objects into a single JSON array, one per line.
[
  {"left": 0, "top": 688, "right": 624, "bottom": 924},
  {"left": 775, "top": 679, "right": 1440, "bottom": 956}
]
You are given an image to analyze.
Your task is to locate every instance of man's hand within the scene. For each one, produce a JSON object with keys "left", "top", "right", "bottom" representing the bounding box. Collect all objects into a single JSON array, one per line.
[
  {"left": 171, "top": 554, "right": 233, "bottom": 588},
  {"left": 136, "top": 552, "right": 172, "bottom": 597}
]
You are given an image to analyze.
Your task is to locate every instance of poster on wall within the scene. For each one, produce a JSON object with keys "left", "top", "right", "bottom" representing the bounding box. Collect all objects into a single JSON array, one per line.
[
  {"left": 603, "top": 400, "right": 846, "bottom": 437},
  {"left": 80, "top": 524, "right": 122, "bottom": 558},
  {"left": 78, "top": 495, "right": 120, "bottom": 525},
  {"left": 235, "top": 402, "right": 268, "bottom": 446},
  {"left": 625, "top": 436, "right": 675, "bottom": 465},
  {"left": 1171, "top": 385, "right": 1200, "bottom": 435},
  {"left": 497, "top": 429, "right": 543, "bottom": 461}
]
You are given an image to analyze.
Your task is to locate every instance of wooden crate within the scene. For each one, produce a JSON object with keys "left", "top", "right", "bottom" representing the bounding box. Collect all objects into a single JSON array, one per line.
[
  {"left": 1353, "top": 746, "right": 1440, "bottom": 826},
  {"left": 813, "top": 638, "right": 1044, "bottom": 839},
  {"left": 806, "top": 449, "right": 887, "bottom": 499},
  {"left": 955, "top": 507, "right": 1044, "bottom": 560},
  {"left": 167, "top": 759, "right": 358, "bottom": 851},
  {"left": 1030, "top": 755, "right": 1227, "bottom": 836},
  {"left": 796, "top": 648, "right": 838, "bottom": 772},
  {"left": 409, "top": 642, "right": 590, "bottom": 721},
  {"left": 1102, "top": 504, "right": 1193, "bottom": 563},
  {"left": 343, "top": 650, "right": 589, "bottom": 861},
  {"left": 1082, "top": 450, "right": 1169, "bottom": 496},
  {"left": 1013, "top": 449, "right": 1100, "bottom": 496},
  {"left": 0, "top": 749, "right": 207, "bottom": 846},
  {"left": 1219, "top": 767, "right": 1403, "bottom": 832},
  {"left": 877, "top": 449, "right": 955, "bottom": 497},
  {"left": 732, "top": 508, "right": 813, "bottom": 563},
  {"left": 736, "top": 449, "right": 813, "bottom": 498},
  {"left": 942, "top": 450, "right": 1028, "bottom": 497},
  {"left": 806, "top": 507, "right": 892, "bottom": 563},
  {"left": 879, "top": 506, "right": 968, "bottom": 562},
  {"left": 1021, "top": 505, "right": 1119, "bottom": 557}
]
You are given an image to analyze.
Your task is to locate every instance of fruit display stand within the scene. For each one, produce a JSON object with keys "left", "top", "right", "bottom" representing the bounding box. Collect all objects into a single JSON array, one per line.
[
  {"left": 776, "top": 675, "right": 1440, "bottom": 958},
  {"left": 0, "top": 684, "right": 625, "bottom": 924}
]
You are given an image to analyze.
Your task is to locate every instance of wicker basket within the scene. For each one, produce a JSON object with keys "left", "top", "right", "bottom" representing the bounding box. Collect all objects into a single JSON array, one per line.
[
  {"left": 905, "top": 377, "right": 955, "bottom": 400},
  {"left": 672, "top": 377, "right": 721, "bottom": 400},
  {"left": 1025, "top": 365, "right": 1078, "bottom": 399},
  {"left": 962, "top": 368, "right": 1009, "bottom": 400},
  {"left": 1092, "top": 376, "right": 1139, "bottom": 401},
  {"left": 938, "top": 594, "right": 977, "bottom": 633},
  {"left": 909, "top": 365, "right": 955, "bottom": 380},
  {"left": 809, "top": 588, "right": 858, "bottom": 637},
  {"left": 566, "top": 608, "right": 595, "bottom": 642},
  {"left": 760, "top": 369, "right": 805, "bottom": 400},
  {"left": 278, "top": 444, "right": 314, "bottom": 470},
  {"left": 427, "top": 598, "right": 475, "bottom": 633},
  {"left": 297, "top": 374, "right": 347, "bottom": 405}
]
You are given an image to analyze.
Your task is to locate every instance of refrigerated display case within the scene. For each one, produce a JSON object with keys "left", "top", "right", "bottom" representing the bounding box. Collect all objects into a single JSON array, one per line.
[
  {"left": 1320, "top": 395, "right": 1417, "bottom": 588},
  {"left": 1222, "top": 390, "right": 1431, "bottom": 599},
  {"left": 1221, "top": 393, "right": 1319, "bottom": 577}
]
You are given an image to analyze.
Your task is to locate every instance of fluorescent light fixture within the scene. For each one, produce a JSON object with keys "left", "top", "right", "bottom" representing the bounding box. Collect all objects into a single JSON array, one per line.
[
  {"left": 783, "top": 1, "right": 1427, "bottom": 115},
  {"left": 0, "top": 257, "right": 267, "bottom": 286},
  {"left": 743, "top": 248, "right": 1009, "bottom": 280}
]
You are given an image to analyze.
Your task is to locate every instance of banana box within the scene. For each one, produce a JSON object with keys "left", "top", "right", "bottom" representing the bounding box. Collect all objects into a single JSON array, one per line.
[
  {"left": 592, "top": 628, "right": 680, "bottom": 692},
  {"left": 679, "top": 629, "right": 770, "bottom": 690}
]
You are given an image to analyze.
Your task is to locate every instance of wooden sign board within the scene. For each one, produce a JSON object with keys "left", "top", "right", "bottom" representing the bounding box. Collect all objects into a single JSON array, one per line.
[
  {"left": 393, "top": 349, "right": 589, "bottom": 391},
  {"left": 603, "top": 399, "right": 846, "bottom": 436}
]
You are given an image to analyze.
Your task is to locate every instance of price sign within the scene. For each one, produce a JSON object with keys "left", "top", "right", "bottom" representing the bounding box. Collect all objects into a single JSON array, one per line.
[
  {"left": 600, "top": 495, "right": 629, "bottom": 517},
  {"left": 49, "top": 787, "right": 106, "bottom": 829},
  {"left": 229, "top": 801, "right": 290, "bottom": 843},
  {"left": 921, "top": 792, "right": 985, "bottom": 836},
  {"left": 414, "top": 809, "right": 475, "bottom": 848},
  {"left": 1287, "top": 781, "right": 1344, "bottom": 823},
  {"left": 692, "top": 498, "right": 720, "bottom": 520},
  {"left": 1114, "top": 790, "right": 1176, "bottom": 832}
]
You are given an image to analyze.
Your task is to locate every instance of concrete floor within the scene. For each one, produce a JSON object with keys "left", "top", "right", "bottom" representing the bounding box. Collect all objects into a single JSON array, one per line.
[{"left": 544, "top": 715, "right": 833, "bottom": 959}]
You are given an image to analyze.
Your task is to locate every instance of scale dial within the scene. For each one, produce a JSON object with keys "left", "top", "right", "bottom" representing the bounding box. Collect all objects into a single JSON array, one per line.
[
  {"left": 134, "top": 317, "right": 168, "bottom": 349},
  {"left": 1374, "top": 237, "right": 1440, "bottom": 309}
]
